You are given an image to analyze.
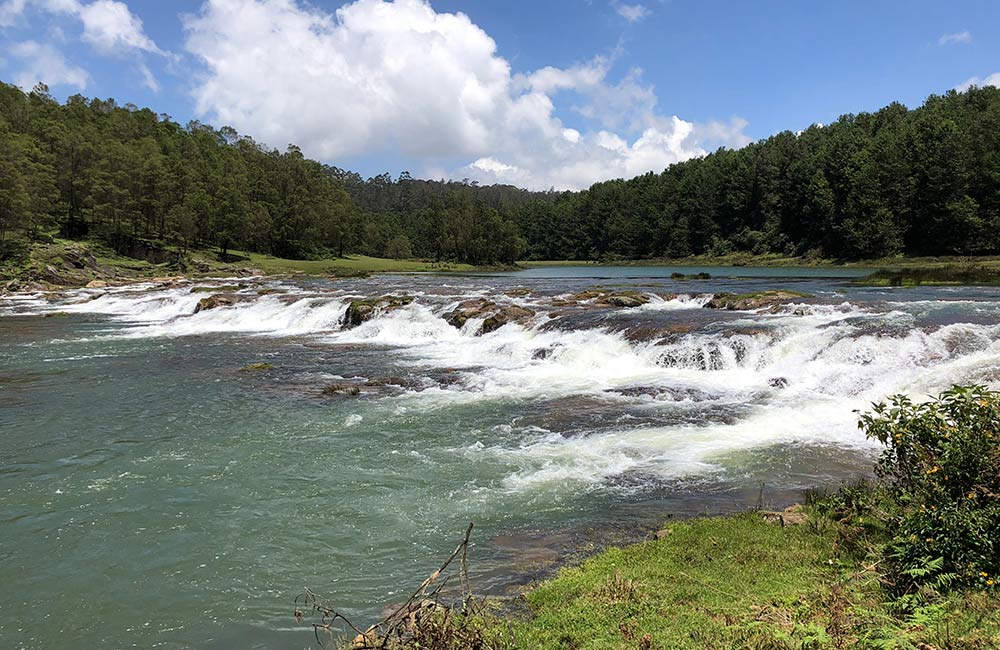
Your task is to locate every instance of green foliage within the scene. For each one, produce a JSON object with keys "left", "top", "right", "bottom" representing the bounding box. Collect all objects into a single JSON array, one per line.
[{"left": 861, "top": 386, "right": 1000, "bottom": 596}]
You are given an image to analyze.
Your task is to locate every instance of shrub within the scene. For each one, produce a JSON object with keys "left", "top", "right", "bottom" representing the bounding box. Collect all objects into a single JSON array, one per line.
[{"left": 861, "top": 386, "right": 1000, "bottom": 595}]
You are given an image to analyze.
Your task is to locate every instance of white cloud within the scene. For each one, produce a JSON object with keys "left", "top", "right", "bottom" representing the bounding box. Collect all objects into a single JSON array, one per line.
[
  {"left": 9, "top": 39, "right": 88, "bottom": 89},
  {"left": 615, "top": 3, "right": 649, "bottom": 23},
  {"left": 0, "top": 0, "right": 28, "bottom": 26},
  {"left": 137, "top": 61, "right": 160, "bottom": 91},
  {"left": 955, "top": 72, "right": 1000, "bottom": 92},
  {"left": 938, "top": 30, "right": 971, "bottom": 45},
  {"left": 184, "top": 0, "right": 750, "bottom": 190},
  {"left": 1, "top": 0, "right": 165, "bottom": 93},
  {"left": 78, "top": 0, "right": 162, "bottom": 54}
]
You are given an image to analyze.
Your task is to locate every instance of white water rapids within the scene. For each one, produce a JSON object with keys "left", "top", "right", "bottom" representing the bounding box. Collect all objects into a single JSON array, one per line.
[{"left": 6, "top": 277, "right": 1000, "bottom": 492}]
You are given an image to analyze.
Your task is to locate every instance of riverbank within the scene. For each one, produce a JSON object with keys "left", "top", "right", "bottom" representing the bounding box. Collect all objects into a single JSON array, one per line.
[
  {"left": 325, "top": 385, "right": 1000, "bottom": 650},
  {"left": 493, "top": 506, "right": 1000, "bottom": 650},
  {"left": 0, "top": 238, "right": 488, "bottom": 291}
]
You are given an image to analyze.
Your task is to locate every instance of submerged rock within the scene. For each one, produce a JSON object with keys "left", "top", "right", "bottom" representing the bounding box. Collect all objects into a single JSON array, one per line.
[
  {"left": 704, "top": 290, "right": 810, "bottom": 311},
  {"left": 341, "top": 295, "right": 414, "bottom": 327},
  {"left": 321, "top": 382, "right": 361, "bottom": 397},
  {"left": 240, "top": 362, "right": 275, "bottom": 372}
]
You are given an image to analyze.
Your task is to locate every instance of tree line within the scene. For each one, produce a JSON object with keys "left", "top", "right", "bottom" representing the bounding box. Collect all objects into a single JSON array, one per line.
[{"left": 2, "top": 80, "right": 999, "bottom": 265}]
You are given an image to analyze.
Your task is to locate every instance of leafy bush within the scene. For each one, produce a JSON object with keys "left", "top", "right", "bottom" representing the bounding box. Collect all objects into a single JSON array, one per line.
[{"left": 861, "top": 386, "right": 1000, "bottom": 595}]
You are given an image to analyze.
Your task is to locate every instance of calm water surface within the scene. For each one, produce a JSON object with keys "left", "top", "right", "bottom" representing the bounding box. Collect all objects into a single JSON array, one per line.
[{"left": 2, "top": 267, "right": 999, "bottom": 649}]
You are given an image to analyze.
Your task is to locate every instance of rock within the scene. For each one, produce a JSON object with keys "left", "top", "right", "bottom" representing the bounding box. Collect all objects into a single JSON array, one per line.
[
  {"left": 505, "top": 287, "right": 533, "bottom": 298},
  {"left": 704, "top": 290, "right": 811, "bottom": 311},
  {"left": 365, "top": 376, "right": 416, "bottom": 388},
  {"left": 443, "top": 299, "right": 535, "bottom": 334},
  {"left": 240, "top": 362, "right": 274, "bottom": 372},
  {"left": 193, "top": 293, "right": 251, "bottom": 313},
  {"left": 191, "top": 285, "right": 241, "bottom": 293},
  {"left": 768, "top": 377, "right": 789, "bottom": 389},
  {"left": 321, "top": 382, "right": 361, "bottom": 396},
  {"left": 341, "top": 295, "right": 414, "bottom": 327},
  {"left": 761, "top": 504, "right": 807, "bottom": 527},
  {"left": 481, "top": 305, "right": 535, "bottom": 334},
  {"left": 85, "top": 280, "right": 109, "bottom": 289},
  {"left": 551, "top": 289, "right": 650, "bottom": 309},
  {"left": 605, "top": 293, "right": 648, "bottom": 308}
]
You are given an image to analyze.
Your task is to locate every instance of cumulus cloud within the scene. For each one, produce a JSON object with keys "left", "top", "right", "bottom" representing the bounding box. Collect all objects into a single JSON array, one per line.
[
  {"left": 78, "top": 0, "right": 162, "bottom": 54},
  {"left": 184, "top": 0, "right": 750, "bottom": 190},
  {"left": 938, "top": 30, "right": 971, "bottom": 45},
  {"left": 9, "top": 39, "right": 89, "bottom": 89},
  {"left": 615, "top": 3, "right": 649, "bottom": 23},
  {"left": 955, "top": 72, "right": 1000, "bottom": 92}
]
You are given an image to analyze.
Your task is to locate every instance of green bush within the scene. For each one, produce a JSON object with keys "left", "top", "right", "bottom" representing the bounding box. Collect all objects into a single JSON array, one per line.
[{"left": 861, "top": 386, "right": 1000, "bottom": 595}]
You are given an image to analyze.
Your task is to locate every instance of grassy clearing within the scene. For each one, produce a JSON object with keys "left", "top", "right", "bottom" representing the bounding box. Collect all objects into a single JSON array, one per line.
[
  {"left": 233, "top": 251, "right": 478, "bottom": 275},
  {"left": 503, "top": 512, "right": 1000, "bottom": 650}
]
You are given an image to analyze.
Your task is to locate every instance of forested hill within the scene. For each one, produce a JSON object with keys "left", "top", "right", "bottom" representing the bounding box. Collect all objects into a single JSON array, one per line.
[{"left": 2, "top": 81, "right": 1000, "bottom": 266}]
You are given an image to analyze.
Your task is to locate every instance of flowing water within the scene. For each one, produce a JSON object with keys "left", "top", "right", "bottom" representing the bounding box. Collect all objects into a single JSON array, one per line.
[{"left": 2, "top": 266, "right": 1000, "bottom": 649}]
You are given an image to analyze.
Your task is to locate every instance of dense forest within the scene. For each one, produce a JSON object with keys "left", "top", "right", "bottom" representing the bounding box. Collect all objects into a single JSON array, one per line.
[{"left": 2, "top": 80, "right": 1000, "bottom": 264}]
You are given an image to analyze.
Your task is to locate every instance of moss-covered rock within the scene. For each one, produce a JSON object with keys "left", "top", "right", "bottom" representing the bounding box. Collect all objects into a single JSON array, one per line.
[
  {"left": 443, "top": 298, "right": 535, "bottom": 334},
  {"left": 193, "top": 293, "right": 252, "bottom": 313},
  {"left": 551, "top": 289, "right": 652, "bottom": 309},
  {"left": 704, "top": 290, "right": 811, "bottom": 311},
  {"left": 341, "top": 295, "right": 414, "bottom": 327}
]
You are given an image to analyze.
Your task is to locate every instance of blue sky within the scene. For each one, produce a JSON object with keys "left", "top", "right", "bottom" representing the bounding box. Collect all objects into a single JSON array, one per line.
[{"left": 1, "top": 0, "right": 998, "bottom": 189}]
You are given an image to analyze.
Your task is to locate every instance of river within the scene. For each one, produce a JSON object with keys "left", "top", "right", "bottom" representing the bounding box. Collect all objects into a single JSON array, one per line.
[{"left": 2, "top": 266, "right": 999, "bottom": 649}]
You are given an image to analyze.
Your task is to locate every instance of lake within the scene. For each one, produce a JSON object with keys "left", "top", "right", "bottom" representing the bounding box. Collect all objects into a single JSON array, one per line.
[{"left": 2, "top": 267, "right": 999, "bottom": 649}]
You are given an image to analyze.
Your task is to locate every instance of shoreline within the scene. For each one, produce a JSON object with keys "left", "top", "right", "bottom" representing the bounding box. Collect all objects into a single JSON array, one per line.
[{"left": 8, "top": 239, "right": 1000, "bottom": 292}]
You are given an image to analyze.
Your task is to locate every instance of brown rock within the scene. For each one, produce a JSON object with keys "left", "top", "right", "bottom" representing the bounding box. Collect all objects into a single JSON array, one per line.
[
  {"left": 443, "top": 299, "right": 535, "bottom": 334},
  {"left": 341, "top": 295, "right": 414, "bottom": 327},
  {"left": 193, "top": 293, "right": 251, "bottom": 313},
  {"left": 704, "top": 290, "right": 810, "bottom": 311}
]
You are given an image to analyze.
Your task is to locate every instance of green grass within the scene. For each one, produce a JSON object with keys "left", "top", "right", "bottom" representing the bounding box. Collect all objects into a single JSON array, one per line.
[
  {"left": 521, "top": 254, "right": 1000, "bottom": 270},
  {"left": 853, "top": 265, "right": 1000, "bottom": 286},
  {"left": 501, "top": 513, "right": 1000, "bottom": 649},
  {"left": 234, "top": 251, "right": 478, "bottom": 275}
]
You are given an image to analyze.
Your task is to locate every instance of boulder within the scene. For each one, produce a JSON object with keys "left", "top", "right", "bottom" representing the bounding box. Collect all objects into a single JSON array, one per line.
[
  {"left": 550, "top": 289, "right": 651, "bottom": 309},
  {"left": 481, "top": 305, "right": 535, "bottom": 334},
  {"left": 341, "top": 295, "right": 414, "bottom": 327},
  {"left": 85, "top": 280, "right": 109, "bottom": 289},
  {"left": 704, "top": 290, "right": 811, "bottom": 311},
  {"left": 443, "top": 298, "right": 535, "bottom": 334},
  {"left": 604, "top": 293, "right": 649, "bottom": 308},
  {"left": 193, "top": 293, "right": 251, "bottom": 313}
]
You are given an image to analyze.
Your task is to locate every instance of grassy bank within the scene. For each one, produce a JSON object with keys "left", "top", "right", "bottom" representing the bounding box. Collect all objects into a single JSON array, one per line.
[
  {"left": 521, "top": 253, "right": 1000, "bottom": 271},
  {"left": 853, "top": 265, "right": 1000, "bottom": 286},
  {"left": 0, "top": 238, "right": 488, "bottom": 289},
  {"left": 504, "top": 510, "right": 999, "bottom": 649},
  {"left": 311, "top": 386, "right": 1000, "bottom": 650},
  {"left": 236, "top": 251, "right": 478, "bottom": 275}
]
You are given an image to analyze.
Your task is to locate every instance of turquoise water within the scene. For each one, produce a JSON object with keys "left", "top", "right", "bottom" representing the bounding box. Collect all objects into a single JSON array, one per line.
[{"left": 2, "top": 270, "right": 1000, "bottom": 649}]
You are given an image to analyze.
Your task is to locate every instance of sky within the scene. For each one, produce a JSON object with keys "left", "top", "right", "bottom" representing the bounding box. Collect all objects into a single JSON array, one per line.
[{"left": 1, "top": 0, "right": 998, "bottom": 191}]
